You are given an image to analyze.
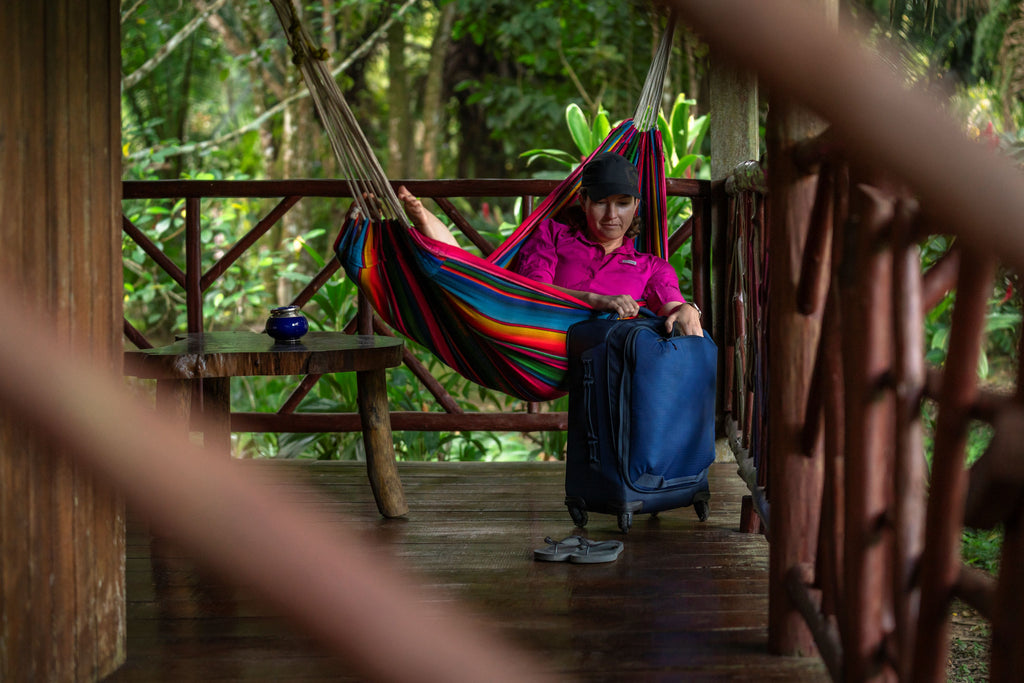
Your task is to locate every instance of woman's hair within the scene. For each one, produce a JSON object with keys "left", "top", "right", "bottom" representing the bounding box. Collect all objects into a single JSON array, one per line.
[{"left": 573, "top": 188, "right": 643, "bottom": 239}]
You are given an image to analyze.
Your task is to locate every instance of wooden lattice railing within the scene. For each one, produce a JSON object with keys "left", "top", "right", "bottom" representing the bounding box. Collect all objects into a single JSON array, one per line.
[
  {"left": 674, "top": 0, "right": 1024, "bottom": 679},
  {"left": 122, "top": 177, "right": 712, "bottom": 437},
  {"left": 719, "top": 161, "right": 770, "bottom": 535},
  {"left": 719, "top": 133, "right": 1021, "bottom": 683}
]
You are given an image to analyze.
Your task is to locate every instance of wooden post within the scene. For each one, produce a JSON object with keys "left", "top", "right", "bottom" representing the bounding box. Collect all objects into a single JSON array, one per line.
[
  {"left": 765, "top": 93, "right": 829, "bottom": 656},
  {"left": 840, "top": 184, "right": 898, "bottom": 682},
  {"left": 0, "top": 0, "right": 125, "bottom": 678},
  {"left": 709, "top": 56, "right": 759, "bottom": 434}
]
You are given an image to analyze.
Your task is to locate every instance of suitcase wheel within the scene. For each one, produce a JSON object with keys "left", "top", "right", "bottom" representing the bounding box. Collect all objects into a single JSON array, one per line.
[
  {"left": 695, "top": 499, "right": 710, "bottom": 522},
  {"left": 568, "top": 505, "right": 589, "bottom": 529},
  {"left": 617, "top": 512, "right": 633, "bottom": 534}
]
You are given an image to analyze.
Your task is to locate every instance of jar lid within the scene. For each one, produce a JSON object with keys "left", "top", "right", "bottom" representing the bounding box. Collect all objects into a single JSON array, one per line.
[{"left": 269, "top": 305, "right": 301, "bottom": 317}]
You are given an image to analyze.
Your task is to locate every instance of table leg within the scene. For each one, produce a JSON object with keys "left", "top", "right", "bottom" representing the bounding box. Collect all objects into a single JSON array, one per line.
[
  {"left": 201, "top": 377, "right": 232, "bottom": 457},
  {"left": 356, "top": 367, "right": 408, "bottom": 518},
  {"left": 154, "top": 378, "right": 230, "bottom": 456},
  {"left": 155, "top": 378, "right": 191, "bottom": 427}
]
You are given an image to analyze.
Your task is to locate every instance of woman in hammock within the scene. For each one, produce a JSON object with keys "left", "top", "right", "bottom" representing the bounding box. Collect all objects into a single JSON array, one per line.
[{"left": 397, "top": 151, "right": 704, "bottom": 338}]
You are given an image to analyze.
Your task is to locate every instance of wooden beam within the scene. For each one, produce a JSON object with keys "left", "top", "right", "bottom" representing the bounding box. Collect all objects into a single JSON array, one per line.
[
  {"left": 123, "top": 176, "right": 708, "bottom": 200},
  {"left": 231, "top": 411, "right": 569, "bottom": 433}
]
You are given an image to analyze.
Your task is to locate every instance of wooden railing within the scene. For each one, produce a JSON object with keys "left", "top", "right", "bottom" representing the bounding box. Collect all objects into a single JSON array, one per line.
[
  {"left": 675, "top": 0, "right": 1024, "bottom": 679},
  {"left": 719, "top": 161, "right": 770, "bottom": 534},
  {"left": 122, "top": 177, "right": 712, "bottom": 437},
  {"left": 719, "top": 147, "right": 1021, "bottom": 680}
]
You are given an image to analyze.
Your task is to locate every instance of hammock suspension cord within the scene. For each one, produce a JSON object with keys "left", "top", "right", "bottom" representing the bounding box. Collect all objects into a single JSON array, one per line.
[
  {"left": 633, "top": 16, "right": 676, "bottom": 131},
  {"left": 269, "top": 0, "right": 407, "bottom": 225}
]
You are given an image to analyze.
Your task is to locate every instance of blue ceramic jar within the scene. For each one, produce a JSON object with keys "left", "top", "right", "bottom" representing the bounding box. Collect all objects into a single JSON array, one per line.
[{"left": 265, "top": 305, "right": 309, "bottom": 343}]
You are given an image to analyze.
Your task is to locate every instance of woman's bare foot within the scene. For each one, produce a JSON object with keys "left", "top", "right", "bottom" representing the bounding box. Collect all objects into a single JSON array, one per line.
[{"left": 397, "top": 185, "right": 459, "bottom": 247}]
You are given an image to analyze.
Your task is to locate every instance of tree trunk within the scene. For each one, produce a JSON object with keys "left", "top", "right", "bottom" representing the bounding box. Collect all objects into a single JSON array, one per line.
[
  {"left": 421, "top": 2, "right": 456, "bottom": 179},
  {"left": 387, "top": 16, "right": 412, "bottom": 177}
]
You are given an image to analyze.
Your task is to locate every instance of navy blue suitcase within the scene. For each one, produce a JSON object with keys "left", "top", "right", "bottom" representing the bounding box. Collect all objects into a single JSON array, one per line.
[{"left": 564, "top": 316, "right": 717, "bottom": 533}]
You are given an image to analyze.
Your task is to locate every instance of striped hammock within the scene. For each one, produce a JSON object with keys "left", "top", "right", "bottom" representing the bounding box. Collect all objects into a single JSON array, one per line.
[{"left": 272, "top": 0, "right": 676, "bottom": 401}]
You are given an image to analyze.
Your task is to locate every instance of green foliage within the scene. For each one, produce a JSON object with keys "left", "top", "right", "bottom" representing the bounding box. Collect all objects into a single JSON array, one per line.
[
  {"left": 660, "top": 94, "right": 710, "bottom": 176},
  {"left": 520, "top": 103, "right": 610, "bottom": 170},
  {"left": 854, "top": 0, "right": 1024, "bottom": 133},
  {"left": 122, "top": 179, "right": 321, "bottom": 343},
  {"left": 961, "top": 526, "right": 1003, "bottom": 574},
  {"left": 521, "top": 94, "right": 710, "bottom": 184},
  {"left": 448, "top": 0, "right": 674, "bottom": 167},
  {"left": 920, "top": 236, "right": 1021, "bottom": 379},
  {"left": 918, "top": 228, "right": 1016, "bottom": 574},
  {"left": 920, "top": 404, "right": 1003, "bottom": 572}
]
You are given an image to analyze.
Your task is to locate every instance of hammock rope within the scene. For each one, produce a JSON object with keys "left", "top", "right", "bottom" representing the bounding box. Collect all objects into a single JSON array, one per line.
[
  {"left": 271, "top": 0, "right": 679, "bottom": 401},
  {"left": 633, "top": 19, "right": 675, "bottom": 131},
  {"left": 270, "top": 0, "right": 406, "bottom": 224}
]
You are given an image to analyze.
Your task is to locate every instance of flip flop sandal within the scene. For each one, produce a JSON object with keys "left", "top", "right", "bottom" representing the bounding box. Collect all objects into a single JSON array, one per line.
[
  {"left": 533, "top": 535, "right": 586, "bottom": 562},
  {"left": 568, "top": 538, "right": 624, "bottom": 564}
]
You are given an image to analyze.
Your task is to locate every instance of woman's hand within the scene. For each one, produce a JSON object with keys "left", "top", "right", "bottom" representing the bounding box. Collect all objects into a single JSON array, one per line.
[
  {"left": 587, "top": 293, "right": 641, "bottom": 318},
  {"left": 663, "top": 302, "right": 704, "bottom": 337}
]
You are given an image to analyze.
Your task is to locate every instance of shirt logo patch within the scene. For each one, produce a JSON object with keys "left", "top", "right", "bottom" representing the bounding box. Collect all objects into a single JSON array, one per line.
[{"left": 620, "top": 259, "right": 637, "bottom": 266}]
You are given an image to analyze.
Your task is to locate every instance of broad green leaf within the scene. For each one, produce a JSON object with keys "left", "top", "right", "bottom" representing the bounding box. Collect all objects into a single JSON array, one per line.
[
  {"left": 591, "top": 110, "right": 611, "bottom": 150},
  {"left": 657, "top": 111, "right": 674, "bottom": 161},
  {"left": 985, "top": 311, "right": 1022, "bottom": 331},
  {"left": 300, "top": 241, "right": 326, "bottom": 268},
  {"left": 670, "top": 95, "right": 695, "bottom": 151},
  {"left": 688, "top": 114, "right": 711, "bottom": 155},
  {"left": 520, "top": 148, "right": 577, "bottom": 168},
  {"left": 669, "top": 153, "right": 701, "bottom": 178},
  {"left": 931, "top": 325, "right": 950, "bottom": 351},
  {"left": 276, "top": 432, "right": 324, "bottom": 459},
  {"left": 565, "top": 103, "right": 592, "bottom": 157}
]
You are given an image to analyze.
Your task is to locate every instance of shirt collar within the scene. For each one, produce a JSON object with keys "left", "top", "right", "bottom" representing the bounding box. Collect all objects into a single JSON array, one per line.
[{"left": 573, "top": 228, "right": 639, "bottom": 256}]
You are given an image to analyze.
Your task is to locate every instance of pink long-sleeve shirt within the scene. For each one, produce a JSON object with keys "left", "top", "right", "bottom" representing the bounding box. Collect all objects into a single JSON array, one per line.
[{"left": 513, "top": 218, "right": 684, "bottom": 313}]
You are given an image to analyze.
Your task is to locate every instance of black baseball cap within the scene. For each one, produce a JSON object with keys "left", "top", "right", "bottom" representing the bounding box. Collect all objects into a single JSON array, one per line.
[{"left": 581, "top": 152, "right": 640, "bottom": 202}]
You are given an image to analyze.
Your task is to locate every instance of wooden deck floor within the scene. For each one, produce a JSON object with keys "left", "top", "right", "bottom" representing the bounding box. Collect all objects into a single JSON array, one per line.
[{"left": 106, "top": 460, "right": 830, "bottom": 682}]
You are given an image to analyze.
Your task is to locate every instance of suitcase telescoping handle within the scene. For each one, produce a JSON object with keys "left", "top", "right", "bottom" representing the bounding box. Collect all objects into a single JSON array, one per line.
[{"left": 581, "top": 357, "right": 601, "bottom": 466}]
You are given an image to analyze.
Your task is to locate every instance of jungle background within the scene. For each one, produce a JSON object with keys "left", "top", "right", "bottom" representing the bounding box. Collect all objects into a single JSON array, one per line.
[{"left": 121, "top": 2, "right": 1023, "bottom": 677}]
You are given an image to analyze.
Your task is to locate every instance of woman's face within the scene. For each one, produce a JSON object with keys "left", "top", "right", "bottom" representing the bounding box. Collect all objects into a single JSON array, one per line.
[{"left": 582, "top": 194, "right": 639, "bottom": 250}]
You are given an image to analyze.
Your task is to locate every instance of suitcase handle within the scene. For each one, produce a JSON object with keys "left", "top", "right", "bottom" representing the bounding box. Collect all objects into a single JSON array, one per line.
[
  {"left": 581, "top": 357, "right": 600, "bottom": 465},
  {"left": 630, "top": 308, "right": 683, "bottom": 338}
]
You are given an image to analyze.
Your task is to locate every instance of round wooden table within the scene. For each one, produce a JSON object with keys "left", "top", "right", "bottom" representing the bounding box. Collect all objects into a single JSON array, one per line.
[{"left": 125, "top": 331, "right": 408, "bottom": 517}]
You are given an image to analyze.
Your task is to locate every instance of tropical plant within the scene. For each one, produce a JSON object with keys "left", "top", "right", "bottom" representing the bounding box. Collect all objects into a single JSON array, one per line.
[{"left": 920, "top": 235, "right": 1021, "bottom": 379}]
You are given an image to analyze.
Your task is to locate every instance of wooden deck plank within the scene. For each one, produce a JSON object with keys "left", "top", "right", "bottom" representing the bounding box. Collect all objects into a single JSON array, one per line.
[{"left": 105, "top": 461, "right": 829, "bottom": 682}]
